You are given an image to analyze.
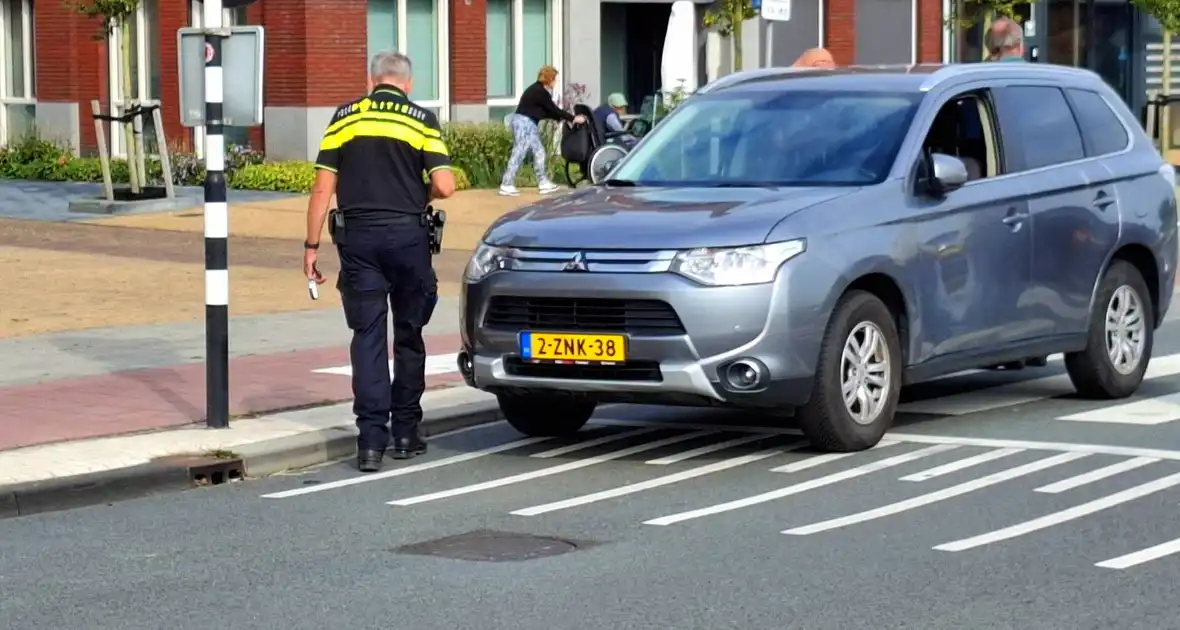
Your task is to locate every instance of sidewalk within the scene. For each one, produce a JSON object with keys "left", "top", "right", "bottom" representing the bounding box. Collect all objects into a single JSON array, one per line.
[
  {"left": 0, "top": 385, "right": 503, "bottom": 519},
  {"left": 0, "top": 331, "right": 464, "bottom": 452},
  {"left": 85, "top": 188, "right": 548, "bottom": 251}
]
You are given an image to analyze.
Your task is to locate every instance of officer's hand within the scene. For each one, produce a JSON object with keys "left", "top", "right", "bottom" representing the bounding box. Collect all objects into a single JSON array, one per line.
[
  {"left": 573, "top": 114, "right": 586, "bottom": 124},
  {"left": 303, "top": 249, "right": 325, "bottom": 284}
]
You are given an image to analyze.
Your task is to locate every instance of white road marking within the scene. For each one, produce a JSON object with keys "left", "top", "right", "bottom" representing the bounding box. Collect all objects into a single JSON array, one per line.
[
  {"left": 312, "top": 352, "right": 460, "bottom": 377},
  {"left": 591, "top": 417, "right": 804, "bottom": 437},
  {"left": 1058, "top": 392, "right": 1180, "bottom": 425},
  {"left": 882, "top": 431, "right": 1180, "bottom": 462},
  {"left": 259, "top": 436, "right": 550, "bottom": 499},
  {"left": 512, "top": 448, "right": 785, "bottom": 516},
  {"left": 897, "top": 352, "right": 1180, "bottom": 416},
  {"left": 768, "top": 441, "right": 900, "bottom": 473},
  {"left": 899, "top": 447, "right": 1026, "bottom": 482},
  {"left": 387, "top": 430, "right": 715, "bottom": 506},
  {"left": 531, "top": 427, "right": 662, "bottom": 458},
  {"left": 642, "top": 444, "right": 958, "bottom": 527},
  {"left": 646, "top": 433, "right": 776, "bottom": 465},
  {"left": 934, "top": 471, "right": 1180, "bottom": 552},
  {"left": 1096, "top": 536, "right": 1180, "bottom": 569},
  {"left": 783, "top": 451, "right": 1090, "bottom": 536},
  {"left": 1034, "top": 456, "right": 1161, "bottom": 494}
]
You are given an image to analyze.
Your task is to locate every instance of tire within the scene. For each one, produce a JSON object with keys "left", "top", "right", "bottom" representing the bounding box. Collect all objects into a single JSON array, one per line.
[
  {"left": 497, "top": 393, "right": 597, "bottom": 437},
  {"left": 1065, "top": 260, "right": 1154, "bottom": 399},
  {"left": 588, "top": 145, "right": 629, "bottom": 184},
  {"left": 797, "top": 291, "right": 903, "bottom": 452}
]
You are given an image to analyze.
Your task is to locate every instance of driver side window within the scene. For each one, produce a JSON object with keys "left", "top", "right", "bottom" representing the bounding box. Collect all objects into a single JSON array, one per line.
[{"left": 920, "top": 91, "right": 1001, "bottom": 182}]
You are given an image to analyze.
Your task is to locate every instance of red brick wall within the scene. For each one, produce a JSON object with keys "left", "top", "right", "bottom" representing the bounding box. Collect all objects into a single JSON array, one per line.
[
  {"left": 916, "top": 0, "right": 944, "bottom": 62},
  {"left": 34, "top": 2, "right": 107, "bottom": 153},
  {"left": 157, "top": 0, "right": 190, "bottom": 153},
  {"left": 450, "top": 0, "right": 487, "bottom": 105},
  {"left": 264, "top": 0, "right": 367, "bottom": 107},
  {"left": 824, "top": 0, "right": 856, "bottom": 66}
]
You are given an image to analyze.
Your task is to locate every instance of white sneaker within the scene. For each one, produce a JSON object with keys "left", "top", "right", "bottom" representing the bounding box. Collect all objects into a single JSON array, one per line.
[
  {"left": 498, "top": 185, "right": 520, "bottom": 196},
  {"left": 538, "top": 182, "right": 560, "bottom": 194}
]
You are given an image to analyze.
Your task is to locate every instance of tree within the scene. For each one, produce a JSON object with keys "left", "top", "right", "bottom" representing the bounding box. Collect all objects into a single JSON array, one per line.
[
  {"left": 69, "top": 0, "right": 145, "bottom": 194},
  {"left": 703, "top": 0, "right": 758, "bottom": 72}
]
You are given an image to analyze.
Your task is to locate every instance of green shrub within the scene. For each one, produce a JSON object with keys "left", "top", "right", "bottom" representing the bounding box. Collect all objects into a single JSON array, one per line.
[
  {"left": 0, "top": 124, "right": 574, "bottom": 193},
  {"left": 441, "top": 121, "right": 573, "bottom": 189},
  {"left": 230, "top": 161, "right": 316, "bottom": 192}
]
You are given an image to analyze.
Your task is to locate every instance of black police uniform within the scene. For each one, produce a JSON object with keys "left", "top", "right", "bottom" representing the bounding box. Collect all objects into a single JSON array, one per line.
[{"left": 314, "top": 84, "right": 451, "bottom": 465}]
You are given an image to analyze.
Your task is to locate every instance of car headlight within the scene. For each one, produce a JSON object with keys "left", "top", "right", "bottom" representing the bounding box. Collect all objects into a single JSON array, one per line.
[
  {"left": 464, "top": 243, "right": 510, "bottom": 283},
  {"left": 670, "top": 239, "right": 806, "bottom": 286}
]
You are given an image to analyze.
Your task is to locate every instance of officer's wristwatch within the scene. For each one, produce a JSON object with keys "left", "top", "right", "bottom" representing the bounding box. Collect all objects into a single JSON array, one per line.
[{"left": 304, "top": 241, "right": 319, "bottom": 250}]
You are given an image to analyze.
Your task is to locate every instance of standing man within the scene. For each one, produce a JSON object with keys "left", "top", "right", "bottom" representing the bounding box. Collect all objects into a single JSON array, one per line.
[
  {"left": 984, "top": 17, "right": 1050, "bottom": 370},
  {"left": 984, "top": 16, "right": 1026, "bottom": 62},
  {"left": 303, "top": 51, "right": 456, "bottom": 472}
]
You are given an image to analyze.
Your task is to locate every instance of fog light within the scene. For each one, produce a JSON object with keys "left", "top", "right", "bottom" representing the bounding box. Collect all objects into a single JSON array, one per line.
[{"left": 723, "top": 359, "right": 766, "bottom": 391}]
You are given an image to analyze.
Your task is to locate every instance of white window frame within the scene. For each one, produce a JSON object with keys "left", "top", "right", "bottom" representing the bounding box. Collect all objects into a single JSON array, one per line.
[
  {"left": 107, "top": 1, "right": 157, "bottom": 157},
  {"left": 384, "top": 0, "right": 450, "bottom": 119},
  {"left": 486, "top": 0, "right": 564, "bottom": 111},
  {"left": 942, "top": 0, "right": 953, "bottom": 62},
  {"left": 0, "top": 0, "right": 35, "bottom": 145}
]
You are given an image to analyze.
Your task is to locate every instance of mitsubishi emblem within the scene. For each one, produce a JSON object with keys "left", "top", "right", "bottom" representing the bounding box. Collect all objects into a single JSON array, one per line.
[{"left": 563, "top": 252, "right": 588, "bottom": 272}]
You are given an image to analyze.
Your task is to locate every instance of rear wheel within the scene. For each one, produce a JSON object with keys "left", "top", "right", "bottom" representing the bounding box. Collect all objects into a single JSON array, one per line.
[
  {"left": 588, "top": 145, "right": 629, "bottom": 183},
  {"left": 497, "top": 393, "right": 597, "bottom": 437},
  {"left": 1065, "top": 260, "right": 1154, "bottom": 399},
  {"left": 797, "top": 291, "right": 903, "bottom": 452}
]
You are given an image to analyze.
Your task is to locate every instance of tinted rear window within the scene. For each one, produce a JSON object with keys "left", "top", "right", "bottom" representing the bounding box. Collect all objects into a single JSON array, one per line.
[
  {"left": 1067, "top": 88, "right": 1130, "bottom": 156},
  {"left": 993, "top": 86, "right": 1085, "bottom": 171}
]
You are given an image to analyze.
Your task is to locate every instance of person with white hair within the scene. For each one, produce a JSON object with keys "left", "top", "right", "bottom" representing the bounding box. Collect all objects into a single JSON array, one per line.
[
  {"left": 303, "top": 50, "right": 456, "bottom": 472},
  {"left": 984, "top": 16, "right": 1026, "bottom": 62}
]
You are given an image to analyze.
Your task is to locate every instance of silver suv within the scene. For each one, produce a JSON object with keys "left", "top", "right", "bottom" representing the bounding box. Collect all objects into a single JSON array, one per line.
[{"left": 458, "top": 63, "right": 1178, "bottom": 452}]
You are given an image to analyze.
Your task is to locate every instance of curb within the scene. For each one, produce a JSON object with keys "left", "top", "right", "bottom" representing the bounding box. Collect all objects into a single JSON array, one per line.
[{"left": 0, "top": 398, "right": 502, "bottom": 521}]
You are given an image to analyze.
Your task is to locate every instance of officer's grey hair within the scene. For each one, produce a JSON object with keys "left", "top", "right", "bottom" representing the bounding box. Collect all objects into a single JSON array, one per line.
[
  {"left": 985, "top": 17, "right": 1023, "bottom": 59},
  {"left": 370, "top": 51, "right": 413, "bottom": 82}
]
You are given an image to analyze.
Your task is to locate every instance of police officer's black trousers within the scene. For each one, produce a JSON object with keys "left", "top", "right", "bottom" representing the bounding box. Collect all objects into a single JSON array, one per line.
[{"left": 336, "top": 215, "right": 438, "bottom": 451}]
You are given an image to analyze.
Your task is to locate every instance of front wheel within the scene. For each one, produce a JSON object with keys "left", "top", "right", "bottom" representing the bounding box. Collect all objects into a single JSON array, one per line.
[
  {"left": 588, "top": 145, "right": 629, "bottom": 184},
  {"left": 497, "top": 393, "right": 597, "bottom": 437},
  {"left": 797, "top": 291, "right": 903, "bottom": 452},
  {"left": 1065, "top": 260, "right": 1154, "bottom": 399}
]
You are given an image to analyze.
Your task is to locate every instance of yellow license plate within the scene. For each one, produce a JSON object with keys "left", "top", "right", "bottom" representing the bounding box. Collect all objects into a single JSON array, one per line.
[{"left": 519, "top": 331, "right": 628, "bottom": 363}]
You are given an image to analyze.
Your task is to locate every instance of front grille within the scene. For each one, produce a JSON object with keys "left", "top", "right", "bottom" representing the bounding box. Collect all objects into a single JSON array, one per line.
[
  {"left": 504, "top": 358, "right": 663, "bottom": 382},
  {"left": 484, "top": 296, "right": 686, "bottom": 336}
]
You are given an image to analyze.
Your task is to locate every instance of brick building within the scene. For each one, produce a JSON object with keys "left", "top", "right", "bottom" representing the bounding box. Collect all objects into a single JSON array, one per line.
[{"left": 20, "top": 0, "right": 952, "bottom": 162}]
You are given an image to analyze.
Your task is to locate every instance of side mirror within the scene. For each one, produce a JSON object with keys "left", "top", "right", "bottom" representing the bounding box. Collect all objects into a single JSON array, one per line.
[{"left": 918, "top": 152, "right": 969, "bottom": 197}]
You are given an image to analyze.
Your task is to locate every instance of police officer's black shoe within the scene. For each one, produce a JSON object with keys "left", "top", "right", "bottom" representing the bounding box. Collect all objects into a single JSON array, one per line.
[
  {"left": 357, "top": 449, "right": 384, "bottom": 473},
  {"left": 391, "top": 436, "right": 428, "bottom": 460}
]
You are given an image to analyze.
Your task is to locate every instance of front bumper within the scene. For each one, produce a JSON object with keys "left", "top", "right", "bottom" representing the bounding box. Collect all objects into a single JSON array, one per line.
[{"left": 459, "top": 267, "right": 824, "bottom": 408}]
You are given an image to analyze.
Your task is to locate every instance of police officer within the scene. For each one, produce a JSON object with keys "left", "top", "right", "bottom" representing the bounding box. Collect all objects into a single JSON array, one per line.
[{"left": 303, "top": 51, "right": 456, "bottom": 473}]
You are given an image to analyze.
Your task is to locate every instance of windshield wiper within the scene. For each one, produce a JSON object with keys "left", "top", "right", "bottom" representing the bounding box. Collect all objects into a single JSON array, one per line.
[{"left": 601, "top": 178, "right": 637, "bottom": 187}]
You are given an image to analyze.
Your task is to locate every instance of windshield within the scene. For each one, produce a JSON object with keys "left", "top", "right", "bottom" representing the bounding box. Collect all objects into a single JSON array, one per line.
[{"left": 610, "top": 89, "right": 923, "bottom": 187}]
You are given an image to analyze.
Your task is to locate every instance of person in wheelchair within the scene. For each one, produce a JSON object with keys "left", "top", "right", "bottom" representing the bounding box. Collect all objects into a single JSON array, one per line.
[{"left": 592, "top": 93, "right": 638, "bottom": 150}]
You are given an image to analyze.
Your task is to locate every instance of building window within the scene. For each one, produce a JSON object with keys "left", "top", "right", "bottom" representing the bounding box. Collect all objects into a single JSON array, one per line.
[
  {"left": 0, "top": 0, "right": 34, "bottom": 146},
  {"left": 487, "top": 0, "right": 563, "bottom": 122},
  {"left": 108, "top": 0, "right": 161, "bottom": 157},
  {"left": 367, "top": 0, "right": 449, "bottom": 118}
]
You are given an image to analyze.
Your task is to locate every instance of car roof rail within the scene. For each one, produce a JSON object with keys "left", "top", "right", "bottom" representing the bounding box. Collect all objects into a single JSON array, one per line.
[{"left": 918, "top": 61, "right": 1103, "bottom": 90}]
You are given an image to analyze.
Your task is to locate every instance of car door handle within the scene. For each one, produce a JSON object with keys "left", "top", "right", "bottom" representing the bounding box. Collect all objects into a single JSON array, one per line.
[
  {"left": 1093, "top": 190, "right": 1116, "bottom": 210},
  {"left": 1001, "top": 213, "right": 1028, "bottom": 225}
]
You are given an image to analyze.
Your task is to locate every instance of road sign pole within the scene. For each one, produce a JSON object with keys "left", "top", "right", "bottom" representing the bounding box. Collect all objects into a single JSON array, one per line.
[
  {"left": 765, "top": 21, "right": 774, "bottom": 68},
  {"left": 203, "top": 0, "right": 229, "bottom": 430}
]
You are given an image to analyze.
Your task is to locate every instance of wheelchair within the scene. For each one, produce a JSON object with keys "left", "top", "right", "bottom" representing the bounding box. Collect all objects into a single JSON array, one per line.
[{"left": 563, "top": 103, "right": 642, "bottom": 187}]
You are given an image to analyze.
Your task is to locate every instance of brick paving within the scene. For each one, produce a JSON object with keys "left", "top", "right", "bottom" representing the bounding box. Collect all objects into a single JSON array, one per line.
[{"left": 0, "top": 332, "right": 464, "bottom": 452}]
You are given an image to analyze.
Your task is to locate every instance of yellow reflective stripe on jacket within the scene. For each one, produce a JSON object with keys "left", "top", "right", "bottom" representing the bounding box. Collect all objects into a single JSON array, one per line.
[
  {"left": 324, "top": 109, "right": 441, "bottom": 139},
  {"left": 320, "top": 117, "right": 450, "bottom": 155}
]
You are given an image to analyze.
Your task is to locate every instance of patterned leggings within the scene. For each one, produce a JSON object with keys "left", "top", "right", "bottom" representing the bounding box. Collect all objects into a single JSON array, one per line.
[{"left": 501, "top": 114, "right": 550, "bottom": 187}]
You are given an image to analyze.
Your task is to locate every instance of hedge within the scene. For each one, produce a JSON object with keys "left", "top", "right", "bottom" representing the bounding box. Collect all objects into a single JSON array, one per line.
[{"left": 0, "top": 120, "right": 577, "bottom": 194}]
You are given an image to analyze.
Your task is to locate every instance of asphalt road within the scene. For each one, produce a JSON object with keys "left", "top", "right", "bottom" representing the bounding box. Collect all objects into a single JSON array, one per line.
[{"left": 9, "top": 325, "right": 1180, "bottom": 629}]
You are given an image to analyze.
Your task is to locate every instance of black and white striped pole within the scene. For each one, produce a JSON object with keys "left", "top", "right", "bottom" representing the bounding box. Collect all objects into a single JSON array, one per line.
[{"left": 203, "top": 0, "right": 229, "bottom": 429}]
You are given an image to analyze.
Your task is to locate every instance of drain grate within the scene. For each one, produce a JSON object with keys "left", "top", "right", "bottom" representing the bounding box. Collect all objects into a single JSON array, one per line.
[
  {"left": 189, "top": 459, "right": 244, "bottom": 486},
  {"left": 391, "top": 529, "right": 589, "bottom": 562}
]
